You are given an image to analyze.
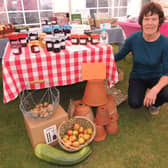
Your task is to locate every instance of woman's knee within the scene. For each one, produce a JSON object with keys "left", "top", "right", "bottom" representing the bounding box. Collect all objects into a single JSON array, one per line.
[{"left": 128, "top": 98, "right": 142, "bottom": 109}]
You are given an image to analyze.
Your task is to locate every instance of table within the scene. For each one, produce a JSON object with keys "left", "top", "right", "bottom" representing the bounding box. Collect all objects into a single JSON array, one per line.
[
  {"left": 2, "top": 41, "right": 119, "bottom": 103},
  {"left": 89, "top": 26, "right": 125, "bottom": 48},
  {"left": 118, "top": 21, "right": 168, "bottom": 38},
  {"left": 0, "top": 38, "right": 8, "bottom": 59}
]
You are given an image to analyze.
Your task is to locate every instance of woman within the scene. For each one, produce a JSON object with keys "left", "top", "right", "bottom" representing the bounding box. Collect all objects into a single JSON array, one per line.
[{"left": 115, "top": 2, "right": 168, "bottom": 115}]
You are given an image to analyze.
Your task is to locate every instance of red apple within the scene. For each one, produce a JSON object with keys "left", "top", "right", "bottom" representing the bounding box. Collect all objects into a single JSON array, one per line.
[
  {"left": 78, "top": 133, "right": 84, "bottom": 138},
  {"left": 83, "top": 134, "right": 91, "bottom": 140},
  {"left": 66, "top": 129, "right": 73, "bottom": 136},
  {"left": 78, "top": 126, "right": 84, "bottom": 133},
  {"left": 72, "top": 141, "right": 80, "bottom": 147},
  {"left": 78, "top": 137, "right": 85, "bottom": 145},
  {"left": 73, "top": 123, "right": 80, "bottom": 130},
  {"left": 62, "top": 135, "right": 69, "bottom": 142},
  {"left": 69, "top": 135, "right": 77, "bottom": 142},
  {"left": 64, "top": 140, "right": 72, "bottom": 147}
]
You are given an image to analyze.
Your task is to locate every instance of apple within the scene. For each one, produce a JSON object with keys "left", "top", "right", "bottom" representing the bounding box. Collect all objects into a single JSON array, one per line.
[
  {"left": 78, "top": 133, "right": 84, "bottom": 139},
  {"left": 78, "top": 137, "right": 85, "bottom": 145},
  {"left": 83, "top": 129, "right": 88, "bottom": 134},
  {"left": 87, "top": 127, "right": 93, "bottom": 135},
  {"left": 62, "top": 135, "right": 69, "bottom": 142},
  {"left": 72, "top": 141, "right": 80, "bottom": 147},
  {"left": 78, "top": 126, "right": 84, "bottom": 133},
  {"left": 66, "top": 129, "right": 73, "bottom": 136},
  {"left": 73, "top": 123, "right": 80, "bottom": 130},
  {"left": 73, "top": 130, "right": 79, "bottom": 136},
  {"left": 69, "top": 135, "right": 77, "bottom": 142},
  {"left": 83, "top": 134, "right": 91, "bottom": 140},
  {"left": 64, "top": 140, "right": 72, "bottom": 147}
]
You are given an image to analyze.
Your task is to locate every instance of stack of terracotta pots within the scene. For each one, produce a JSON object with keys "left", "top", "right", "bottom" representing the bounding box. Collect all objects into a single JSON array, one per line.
[{"left": 73, "top": 79, "right": 119, "bottom": 142}]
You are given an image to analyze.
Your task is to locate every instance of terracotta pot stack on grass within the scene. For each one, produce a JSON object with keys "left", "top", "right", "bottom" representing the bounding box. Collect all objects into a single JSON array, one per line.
[{"left": 72, "top": 62, "right": 119, "bottom": 142}]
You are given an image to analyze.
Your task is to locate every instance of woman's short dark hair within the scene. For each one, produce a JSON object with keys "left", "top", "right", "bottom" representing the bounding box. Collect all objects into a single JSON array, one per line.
[{"left": 138, "top": 2, "right": 165, "bottom": 27}]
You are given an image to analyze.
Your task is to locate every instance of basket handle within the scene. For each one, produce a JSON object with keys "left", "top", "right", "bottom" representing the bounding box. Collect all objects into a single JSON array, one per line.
[{"left": 29, "top": 80, "right": 45, "bottom": 85}]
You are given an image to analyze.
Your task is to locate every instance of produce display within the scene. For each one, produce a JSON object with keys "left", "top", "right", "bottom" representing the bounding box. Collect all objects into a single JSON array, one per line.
[
  {"left": 62, "top": 123, "right": 93, "bottom": 148},
  {"left": 30, "top": 102, "right": 53, "bottom": 118},
  {"left": 34, "top": 143, "right": 92, "bottom": 166}
]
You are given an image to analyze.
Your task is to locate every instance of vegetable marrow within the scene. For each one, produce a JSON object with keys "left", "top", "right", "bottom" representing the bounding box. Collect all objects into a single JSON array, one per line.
[{"left": 34, "top": 144, "right": 92, "bottom": 166}]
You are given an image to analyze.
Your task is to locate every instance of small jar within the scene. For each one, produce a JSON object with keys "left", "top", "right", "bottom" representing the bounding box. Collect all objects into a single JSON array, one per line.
[
  {"left": 52, "top": 36, "right": 60, "bottom": 53},
  {"left": 52, "top": 25, "right": 61, "bottom": 35},
  {"left": 60, "top": 34, "right": 66, "bottom": 49},
  {"left": 71, "top": 34, "right": 79, "bottom": 45},
  {"left": 50, "top": 17, "right": 57, "bottom": 26},
  {"left": 30, "top": 40, "right": 40, "bottom": 53},
  {"left": 91, "top": 34, "right": 99, "bottom": 45},
  {"left": 11, "top": 41, "right": 22, "bottom": 55},
  {"left": 18, "top": 33, "right": 28, "bottom": 47},
  {"left": 45, "top": 35, "right": 53, "bottom": 52},
  {"left": 39, "top": 33, "right": 46, "bottom": 48},
  {"left": 79, "top": 34, "right": 88, "bottom": 45},
  {"left": 42, "top": 25, "right": 52, "bottom": 35},
  {"left": 41, "top": 18, "right": 48, "bottom": 26},
  {"left": 29, "top": 32, "right": 38, "bottom": 41}
]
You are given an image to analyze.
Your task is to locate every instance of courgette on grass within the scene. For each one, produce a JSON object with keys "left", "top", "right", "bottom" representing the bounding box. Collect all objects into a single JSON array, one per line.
[{"left": 34, "top": 144, "right": 92, "bottom": 166}]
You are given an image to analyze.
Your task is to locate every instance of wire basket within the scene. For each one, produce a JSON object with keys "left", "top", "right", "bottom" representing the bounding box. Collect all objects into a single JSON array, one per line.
[
  {"left": 19, "top": 86, "right": 60, "bottom": 121},
  {"left": 58, "top": 116, "right": 96, "bottom": 152}
]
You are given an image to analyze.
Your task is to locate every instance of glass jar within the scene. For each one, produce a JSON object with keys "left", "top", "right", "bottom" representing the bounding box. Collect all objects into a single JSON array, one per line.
[
  {"left": 18, "top": 33, "right": 28, "bottom": 47},
  {"left": 11, "top": 41, "right": 22, "bottom": 55},
  {"left": 90, "top": 34, "right": 100, "bottom": 45},
  {"left": 52, "top": 36, "right": 61, "bottom": 53},
  {"left": 52, "top": 25, "right": 61, "bottom": 35},
  {"left": 71, "top": 34, "right": 79, "bottom": 45},
  {"left": 45, "top": 35, "right": 53, "bottom": 52},
  {"left": 60, "top": 34, "right": 66, "bottom": 50},
  {"left": 8, "top": 33, "right": 19, "bottom": 46},
  {"left": 50, "top": 17, "right": 57, "bottom": 26},
  {"left": 30, "top": 40, "right": 40, "bottom": 53},
  {"left": 79, "top": 34, "right": 88, "bottom": 45}
]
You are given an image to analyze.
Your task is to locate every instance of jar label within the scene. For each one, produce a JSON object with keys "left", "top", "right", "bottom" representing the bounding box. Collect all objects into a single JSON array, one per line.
[
  {"left": 72, "top": 39, "right": 77, "bottom": 43},
  {"left": 80, "top": 39, "right": 86, "bottom": 44},
  {"left": 93, "top": 39, "right": 98, "bottom": 43},
  {"left": 61, "top": 41, "right": 65, "bottom": 46},
  {"left": 47, "top": 43, "right": 52, "bottom": 48},
  {"left": 12, "top": 48, "right": 19, "bottom": 54},
  {"left": 30, "top": 36, "right": 36, "bottom": 40},
  {"left": 21, "top": 39, "right": 27, "bottom": 43},
  {"left": 54, "top": 43, "right": 60, "bottom": 48},
  {"left": 34, "top": 46, "right": 40, "bottom": 52}
]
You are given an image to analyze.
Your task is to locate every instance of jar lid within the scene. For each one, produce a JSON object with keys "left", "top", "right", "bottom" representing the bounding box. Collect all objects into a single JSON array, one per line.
[
  {"left": 91, "top": 34, "right": 99, "bottom": 39},
  {"left": 8, "top": 33, "right": 18, "bottom": 40},
  {"left": 18, "top": 33, "right": 27, "bottom": 38},
  {"left": 71, "top": 34, "right": 79, "bottom": 38},
  {"left": 79, "top": 34, "right": 88, "bottom": 39}
]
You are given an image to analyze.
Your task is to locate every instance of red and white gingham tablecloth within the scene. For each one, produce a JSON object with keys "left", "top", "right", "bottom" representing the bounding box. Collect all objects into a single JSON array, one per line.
[{"left": 2, "top": 41, "right": 118, "bottom": 103}]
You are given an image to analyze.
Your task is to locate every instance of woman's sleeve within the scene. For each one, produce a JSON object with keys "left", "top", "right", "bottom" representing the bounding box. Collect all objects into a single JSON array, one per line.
[
  {"left": 162, "top": 45, "right": 168, "bottom": 76},
  {"left": 114, "top": 37, "right": 132, "bottom": 61}
]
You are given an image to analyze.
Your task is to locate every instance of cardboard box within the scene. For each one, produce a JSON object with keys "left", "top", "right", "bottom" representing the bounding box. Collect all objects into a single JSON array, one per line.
[
  {"left": 95, "top": 18, "right": 118, "bottom": 28},
  {"left": 24, "top": 105, "right": 68, "bottom": 148}
]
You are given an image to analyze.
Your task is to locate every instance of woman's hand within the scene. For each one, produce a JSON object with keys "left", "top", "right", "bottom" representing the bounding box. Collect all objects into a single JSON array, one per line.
[{"left": 143, "top": 88, "right": 158, "bottom": 107}]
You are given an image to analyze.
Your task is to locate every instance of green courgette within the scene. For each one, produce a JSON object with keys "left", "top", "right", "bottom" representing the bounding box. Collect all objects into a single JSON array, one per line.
[{"left": 34, "top": 144, "right": 92, "bottom": 166}]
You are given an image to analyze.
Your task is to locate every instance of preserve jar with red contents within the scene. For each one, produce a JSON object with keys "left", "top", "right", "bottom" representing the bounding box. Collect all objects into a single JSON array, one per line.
[
  {"left": 8, "top": 33, "right": 19, "bottom": 46},
  {"left": 91, "top": 34, "right": 100, "bottom": 45},
  {"left": 30, "top": 40, "right": 40, "bottom": 53},
  {"left": 71, "top": 34, "right": 79, "bottom": 45},
  {"left": 79, "top": 34, "right": 88, "bottom": 45},
  {"left": 11, "top": 41, "right": 22, "bottom": 55},
  {"left": 18, "top": 33, "right": 28, "bottom": 47},
  {"left": 45, "top": 35, "right": 53, "bottom": 52}
]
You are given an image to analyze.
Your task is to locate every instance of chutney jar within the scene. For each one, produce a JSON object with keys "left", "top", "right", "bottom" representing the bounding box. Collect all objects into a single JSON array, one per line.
[
  {"left": 11, "top": 41, "right": 22, "bottom": 55},
  {"left": 45, "top": 35, "right": 53, "bottom": 52},
  {"left": 18, "top": 33, "right": 28, "bottom": 47},
  {"left": 71, "top": 34, "right": 79, "bottom": 45},
  {"left": 29, "top": 40, "right": 40, "bottom": 53}
]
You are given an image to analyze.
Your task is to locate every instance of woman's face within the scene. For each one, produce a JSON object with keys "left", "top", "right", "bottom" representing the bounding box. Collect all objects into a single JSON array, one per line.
[{"left": 142, "top": 12, "right": 160, "bottom": 35}]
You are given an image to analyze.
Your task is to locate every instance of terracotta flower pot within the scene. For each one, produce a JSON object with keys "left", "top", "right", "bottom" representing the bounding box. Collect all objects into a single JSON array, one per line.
[
  {"left": 95, "top": 106, "right": 110, "bottom": 126},
  {"left": 105, "top": 120, "right": 118, "bottom": 135},
  {"left": 82, "top": 79, "right": 108, "bottom": 106},
  {"left": 73, "top": 103, "right": 94, "bottom": 121},
  {"left": 94, "top": 124, "right": 107, "bottom": 142}
]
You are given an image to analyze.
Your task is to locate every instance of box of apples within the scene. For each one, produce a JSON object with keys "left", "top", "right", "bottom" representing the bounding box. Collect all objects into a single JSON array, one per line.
[{"left": 58, "top": 116, "right": 96, "bottom": 152}]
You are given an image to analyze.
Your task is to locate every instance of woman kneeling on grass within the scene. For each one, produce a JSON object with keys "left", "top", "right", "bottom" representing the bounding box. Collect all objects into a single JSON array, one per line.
[{"left": 115, "top": 2, "right": 168, "bottom": 115}]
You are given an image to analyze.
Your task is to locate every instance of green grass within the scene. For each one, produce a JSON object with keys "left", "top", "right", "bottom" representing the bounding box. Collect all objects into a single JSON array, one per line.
[{"left": 1, "top": 46, "right": 168, "bottom": 168}]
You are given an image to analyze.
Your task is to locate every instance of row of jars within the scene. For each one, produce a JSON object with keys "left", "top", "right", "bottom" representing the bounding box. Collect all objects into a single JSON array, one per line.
[{"left": 71, "top": 34, "right": 100, "bottom": 45}]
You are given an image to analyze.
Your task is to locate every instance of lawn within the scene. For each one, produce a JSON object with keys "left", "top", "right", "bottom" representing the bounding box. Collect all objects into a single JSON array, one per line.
[{"left": 1, "top": 46, "right": 168, "bottom": 168}]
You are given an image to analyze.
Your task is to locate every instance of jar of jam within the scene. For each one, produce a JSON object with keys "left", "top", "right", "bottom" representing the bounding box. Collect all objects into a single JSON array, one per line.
[
  {"left": 39, "top": 33, "right": 46, "bottom": 48},
  {"left": 71, "top": 34, "right": 79, "bottom": 45},
  {"left": 18, "top": 33, "right": 28, "bottom": 47},
  {"left": 45, "top": 35, "right": 53, "bottom": 52},
  {"left": 29, "top": 32, "right": 38, "bottom": 41},
  {"left": 79, "top": 34, "right": 88, "bottom": 45},
  {"left": 50, "top": 17, "right": 57, "bottom": 26},
  {"left": 11, "top": 41, "right": 22, "bottom": 55},
  {"left": 52, "top": 25, "right": 61, "bottom": 35},
  {"left": 30, "top": 40, "right": 40, "bottom": 53},
  {"left": 41, "top": 18, "right": 48, "bottom": 26},
  {"left": 8, "top": 33, "right": 19, "bottom": 46},
  {"left": 52, "top": 36, "right": 60, "bottom": 53},
  {"left": 90, "top": 34, "right": 100, "bottom": 45},
  {"left": 59, "top": 34, "right": 66, "bottom": 49}
]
